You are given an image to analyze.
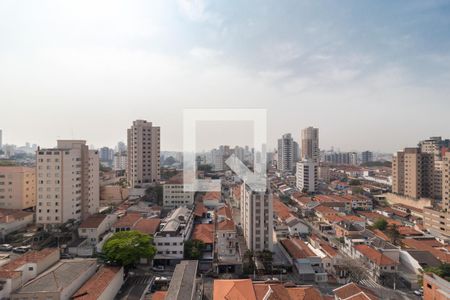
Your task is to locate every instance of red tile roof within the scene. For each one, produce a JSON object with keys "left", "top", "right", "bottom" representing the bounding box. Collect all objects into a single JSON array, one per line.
[
  {"left": 192, "top": 223, "right": 214, "bottom": 244},
  {"left": 0, "top": 248, "right": 59, "bottom": 279},
  {"left": 113, "top": 212, "right": 142, "bottom": 228},
  {"left": 79, "top": 214, "right": 107, "bottom": 229},
  {"left": 217, "top": 218, "right": 235, "bottom": 231},
  {"left": 152, "top": 291, "right": 167, "bottom": 300},
  {"left": 203, "top": 191, "right": 221, "bottom": 201},
  {"left": 333, "top": 282, "right": 378, "bottom": 300},
  {"left": 273, "top": 198, "right": 294, "bottom": 221},
  {"left": 72, "top": 266, "right": 122, "bottom": 300},
  {"left": 217, "top": 205, "right": 233, "bottom": 219},
  {"left": 354, "top": 245, "right": 397, "bottom": 266},
  {"left": 314, "top": 205, "right": 339, "bottom": 215},
  {"left": 280, "top": 238, "right": 316, "bottom": 259},
  {"left": 133, "top": 218, "right": 161, "bottom": 235},
  {"left": 194, "top": 201, "right": 208, "bottom": 217}
]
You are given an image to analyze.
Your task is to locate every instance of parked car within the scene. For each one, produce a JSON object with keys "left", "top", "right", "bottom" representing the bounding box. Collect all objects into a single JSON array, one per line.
[
  {"left": 12, "top": 245, "right": 31, "bottom": 254},
  {"left": 413, "top": 290, "right": 422, "bottom": 296},
  {"left": 60, "top": 253, "right": 74, "bottom": 259},
  {"left": 0, "top": 244, "right": 13, "bottom": 251},
  {"left": 152, "top": 265, "right": 164, "bottom": 272}
]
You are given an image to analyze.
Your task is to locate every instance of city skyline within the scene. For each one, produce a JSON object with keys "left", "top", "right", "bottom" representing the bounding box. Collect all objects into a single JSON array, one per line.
[{"left": 1, "top": 1, "right": 450, "bottom": 152}]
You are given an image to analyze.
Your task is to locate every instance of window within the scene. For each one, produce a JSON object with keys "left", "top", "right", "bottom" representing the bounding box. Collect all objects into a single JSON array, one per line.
[{"left": 28, "top": 266, "right": 34, "bottom": 271}]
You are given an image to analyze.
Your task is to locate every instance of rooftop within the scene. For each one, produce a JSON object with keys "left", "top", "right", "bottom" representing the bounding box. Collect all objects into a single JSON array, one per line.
[
  {"left": 354, "top": 244, "right": 397, "bottom": 266},
  {"left": 72, "top": 266, "right": 122, "bottom": 300},
  {"left": 166, "top": 260, "right": 198, "bottom": 300},
  {"left": 14, "top": 259, "right": 97, "bottom": 294},
  {"left": 113, "top": 212, "right": 142, "bottom": 228},
  {"left": 333, "top": 282, "right": 378, "bottom": 300},
  {"left": 133, "top": 218, "right": 161, "bottom": 235},
  {"left": 0, "top": 248, "right": 59, "bottom": 279},
  {"left": 192, "top": 223, "right": 214, "bottom": 244},
  {"left": 79, "top": 214, "right": 107, "bottom": 229}
]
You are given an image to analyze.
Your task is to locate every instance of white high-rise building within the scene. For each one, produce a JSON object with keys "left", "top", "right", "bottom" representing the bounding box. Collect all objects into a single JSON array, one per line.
[
  {"left": 240, "top": 184, "right": 273, "bottom": 252},
  {"left": 0, "top": 129, "right": 2, "bottom": 149},
  {"left": 36, "top": 140, "right": 99, "bottom": 227},
  {"left": 296, "top": 160, "right": 318, "bottom": 193},
  {"left": 113, "top": 152, "right": 127, "bottom": 171},
  {"left": 301, "top": 127, "right": 320, "bottom": 163},
  {"left": 127, "top": 120, "right": 160, "bottom": 187},
  {"left": 277, "top": 133, "right": 294, "bottom": 173}
]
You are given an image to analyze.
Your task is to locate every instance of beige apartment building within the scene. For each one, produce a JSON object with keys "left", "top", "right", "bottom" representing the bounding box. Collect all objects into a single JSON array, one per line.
[
  {"left": 422, "top": 152, "right": 450, "bottom": 239},
  {"left": 240, "top": 184, "right": 273, "bottom": 252},
  {"left": 0, "top": 166, "right": 36, "bottom": 209},
  {"left": 301, "top": 126, "right": 320, "bottom": 163},
  {"left": 127, "top": 120, "right": 160, "bottom": 187},
  {"left": 392, "top": 147, "right": 435, "bottom": 199},
  {"left": 36, "top": 140, "right": 99, "bottom": 227}
]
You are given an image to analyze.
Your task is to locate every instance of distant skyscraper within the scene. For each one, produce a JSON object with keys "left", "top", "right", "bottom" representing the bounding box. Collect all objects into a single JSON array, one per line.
[
  {"left": 241, "top": 184, "right": 273, "bottom": 252},
  {"left": 0, "top": 129, "right": 2, "bottom": 149},
  {"left": 277, "top": 133, "right": 294, "bottom": 173},
  {"left": 36, "top": 140, "right": 99, "bottom": 227},
  {"left": 116, "top": 141, "right": 126, "bottom": 153},
  {"left": 296, "top": 160, "right": 318, "bottom": 193},
  {"left": 361, "top": 151, "right": 373, "bottom": 164},
  {"left": 293, "top": 141, "right": 300, "bottom": 163},
  {"left": 301, "top": 127, "right": 319, "bottom": 163},
  {"left": 443, "top": 152, "right": 450, "bottom": 211},
  {"left": 127, "top": 120, "right": 160, "bottom": 187},
  {"left": 99, "top": 147, "right": 114, "bottom": 162}
]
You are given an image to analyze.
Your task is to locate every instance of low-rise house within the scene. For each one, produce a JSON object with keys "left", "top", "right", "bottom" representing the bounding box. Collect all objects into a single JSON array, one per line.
[
  {"left": 153, "top": 207, "right": 194, "bottom": 264},
  {"left": 0, "top": 248, "right": 60, "bottom": 299},
  {"left": 11, "top": 259, "right": 97, "bottom": 300},
  {"left": 78, "top": 214, "right": 118, "bottom": 252},
  {"left": 279, "top": 238, "right": 328, "bottom": 282},
  {"left": 72, "top": 266, "right": 124, "bottom": 300},
  {"left": 314, "top": 205, "right": 340, "bottom": 221},
  {"left": 192, "top": 223, "right": 214, "bottom": 261},
  {"left": 202, "top": 192, "right": 222, "bottom": 208},
  {"left": 0, "top": 209, "right": 34, "bottom": 238},
  {"left": 423, "top": 273, "right": 450, "bottom": 300},
  {"left": 334, "top": 221, "right": 364, "bottom": 238},
  {"left": 213, "top": 278, "right": 325, "bottom": 300},
  {"left": 333, "top": 282, "right": 379, "bottom": 300},
  {"left": 215, "top": 204, "right": 241, "bottom": 273},
  {"left": 285, "top": 216, "right": 309, "bottom": 236},
  {"left": 402, "top": 237, "right": 450, "bottom": 264},
  {"left": 353, "top": 244, "right": 398, "bottom": 284},
  {"left": 164, "top": 260, "right": 199, "bottom": 300},
  {"left": 399, "top": 249, "right": 441, "bottom": 290}
]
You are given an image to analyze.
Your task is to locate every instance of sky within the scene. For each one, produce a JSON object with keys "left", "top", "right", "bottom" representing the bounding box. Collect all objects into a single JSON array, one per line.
[{"left": 1, "top": 0, "right": 450, "bottom": 153}]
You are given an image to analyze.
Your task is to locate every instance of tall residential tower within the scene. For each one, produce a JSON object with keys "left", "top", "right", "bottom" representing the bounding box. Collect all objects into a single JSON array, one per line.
[{"left": 127, "top": 120, "right": 161, "bottom": 187}]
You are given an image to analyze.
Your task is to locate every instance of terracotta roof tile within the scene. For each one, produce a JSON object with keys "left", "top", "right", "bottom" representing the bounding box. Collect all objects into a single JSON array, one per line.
[
  {"left": 72, "top": 266, "right": 122, "bottom": 300},
  {"left": 133, "top": 218, "right": 161, "bottom": 235},
  {"left": 354, "top": 245, "right": 397, "bottom": 266},
  {"left": 192, "top": 223, "right": 214, "bottom": 244}
]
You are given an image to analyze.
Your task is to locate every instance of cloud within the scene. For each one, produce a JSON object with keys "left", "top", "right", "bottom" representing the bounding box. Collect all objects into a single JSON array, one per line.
[{"left": 177, "top": 0, "right": 222, "bottom": 26}]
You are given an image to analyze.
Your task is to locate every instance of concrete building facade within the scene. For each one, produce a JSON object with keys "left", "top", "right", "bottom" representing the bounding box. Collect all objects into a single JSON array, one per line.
[
  {"left": 277, "top": 133, "right": 294, "bottom": 173},
  {"left": 301, "top": 127, "right": 319, "bottom": 163},
  {"left": 296, "top": 160, "right": 318, "bottom": 193},
  {"left": 36, "top": 140, "right": 99, "bottom": 226},
  {"left": 127, "top": 120, "right": 160, "bottom": 187},
  {"left": 0, "top": 166, "right": 36, "bottom": 209},
  {"left": 240, "top": 184, "right": 273, "bottom": 252}
]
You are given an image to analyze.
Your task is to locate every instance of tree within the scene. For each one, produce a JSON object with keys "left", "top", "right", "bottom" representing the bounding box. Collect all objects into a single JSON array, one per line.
[
  {"left": 336, "top": 257, "right": 368, "bottom": 283},
  {"left": 349, "top": 179, "right": 361, "bottom": 186},
  {"left": 184, "top": 240, "right": 205, "bottom": 260},
  {"left": 145, "top": 185, "right": 163, "bottom": 205},
  {"left": 243, "top": 250, "right": 255, "bottom": 275},
  {"left": 386, "top": 224, "right": 401, "bottom": 245},
  {"left": 257, "top": 250, "right": 273, "bottom": 271},
  {"left": 373, "top": 218, "right": 388, "bottom": 231},
  {"left": 423, "top": 263, "right": 450, "bottom": 279},
  {"left": 102, "top": 230, "right": 156, "bottom": 267}
]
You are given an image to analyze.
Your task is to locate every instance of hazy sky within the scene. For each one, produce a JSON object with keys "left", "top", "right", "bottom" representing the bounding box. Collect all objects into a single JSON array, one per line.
[{"left": 1, "top": 0, "right": 450, "bottom": 153}]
